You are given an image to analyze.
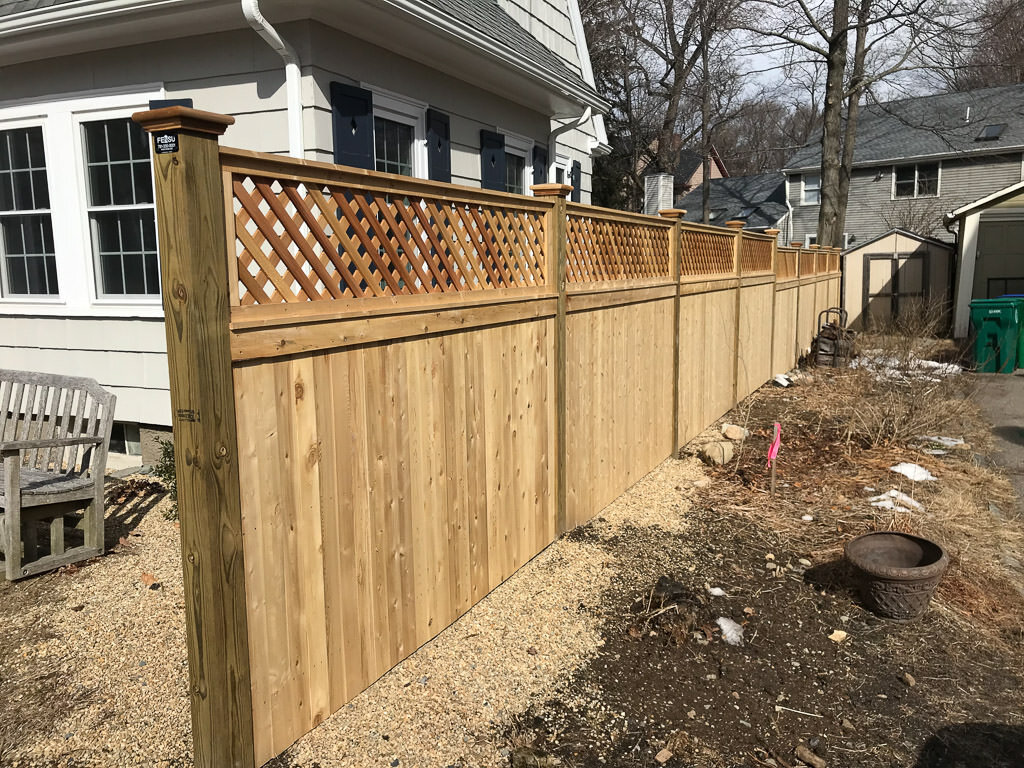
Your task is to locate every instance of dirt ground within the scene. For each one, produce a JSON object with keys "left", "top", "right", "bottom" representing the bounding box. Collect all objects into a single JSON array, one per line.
[{"left": 3, "top": 347, "right": 1024, "bottom": 768}]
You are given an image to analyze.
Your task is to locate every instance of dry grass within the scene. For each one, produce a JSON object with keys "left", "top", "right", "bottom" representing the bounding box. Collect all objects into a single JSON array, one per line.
[{"left": 699, "top": 334, "right": 1024, "bottom": 653}]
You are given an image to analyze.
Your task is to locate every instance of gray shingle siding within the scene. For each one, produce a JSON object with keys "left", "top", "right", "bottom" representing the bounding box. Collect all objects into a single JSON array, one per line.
[{"left": 789, "top": 153, "right": 1024, "bottom": 245}]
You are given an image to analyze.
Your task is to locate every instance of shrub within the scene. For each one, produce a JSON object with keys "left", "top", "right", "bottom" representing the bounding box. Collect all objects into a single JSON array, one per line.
[{"left": 153, "top": 438, "right": 178, "bottom": 520}]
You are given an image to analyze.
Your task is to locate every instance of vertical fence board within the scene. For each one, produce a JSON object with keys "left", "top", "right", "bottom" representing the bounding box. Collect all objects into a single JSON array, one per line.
[{"left": 142, "top": 116, "right": 844, "bottom": 768}]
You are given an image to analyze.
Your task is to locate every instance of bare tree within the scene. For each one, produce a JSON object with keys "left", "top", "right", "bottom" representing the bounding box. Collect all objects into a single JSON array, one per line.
[{"left": 743, "top": 0, "right": 967, "bottom": 246}]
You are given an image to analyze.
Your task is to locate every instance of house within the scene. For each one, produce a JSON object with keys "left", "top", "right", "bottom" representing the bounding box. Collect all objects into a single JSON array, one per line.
[
  {"left": 944, "top": 179, "right": 1024, "bottom": 337},
  {"left": 675, "top": 172, "right": 788, "bottom": 238},
  {"left": 784, "top": 84, "right": 1024, "bottom": 248},
  {"left": 0, "top": 0, "right": 609, "bottom": 463},
  {"left": 673, "top": 146, "right": 728, "bottom": 198}
]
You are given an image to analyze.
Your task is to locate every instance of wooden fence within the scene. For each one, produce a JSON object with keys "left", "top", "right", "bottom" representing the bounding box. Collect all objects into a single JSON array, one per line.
[{"left": 133, "top": 107, "right": 842, "bottom": 768}]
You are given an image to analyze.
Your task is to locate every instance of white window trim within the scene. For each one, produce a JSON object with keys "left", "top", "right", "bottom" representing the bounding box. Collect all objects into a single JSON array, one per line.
[
  {"left": 804, "top": 234, "right": 818, "bottom": 247},
  {"left": 363, "top": 84, "right": 427, "bottom": 179},
  {"left": 554, "top": 153, "right": 571, "bottom": 185},
  {"left": 0, "top": 86, "right": 164, "bottom": 317},
  {"left": 801, "top": 173, "right": 821, "bottom": 206},
  {"left": 0, "top": 118, "right": 62, "bottom": 301},
  {"left": 72, "top": 104, "right": 160, "bottom": 305},
  {"left": 891, "top": 161, "right": 942, "bottom": 200},
  {"left": 498, "top": 128, "right": 534, "bottom": 195}
]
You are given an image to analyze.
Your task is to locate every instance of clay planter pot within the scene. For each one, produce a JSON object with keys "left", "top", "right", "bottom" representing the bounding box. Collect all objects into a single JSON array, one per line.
[{"left": 845, "top": 531, "right": 948, "bottom": 621}]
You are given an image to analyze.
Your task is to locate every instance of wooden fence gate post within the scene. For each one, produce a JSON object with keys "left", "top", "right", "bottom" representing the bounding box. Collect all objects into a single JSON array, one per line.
[
  {"left": 659, "top": 208, "right": 686, "bottom": 453},
  {"left": 532, "top": 183, "right": 572, "bottom": 534},
  {"left": 764, "top": 229, "right": 781, "bottom": 377},
  {"left": 132, "top": 106, "right": 255, "bottom": 768},
  {"left": 725, "top": 220, "right": 745, "bottom": 409}
]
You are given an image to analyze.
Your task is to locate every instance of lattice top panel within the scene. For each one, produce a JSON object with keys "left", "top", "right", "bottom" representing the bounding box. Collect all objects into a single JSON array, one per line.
[
  {"left": 776, "top": 248, "right": 798, "bottom": 279},
  {"left": 738, "top": 235, "right": 773, "bottom": 274},
  {"left": 678, "top": 226, "right": 735, "bottom": 276},
  {"left": 565, "top": 212, "right": 671, "bottom": 282},
  {"left": 230, "top": 174, "right": 547, "bottom": 304}
]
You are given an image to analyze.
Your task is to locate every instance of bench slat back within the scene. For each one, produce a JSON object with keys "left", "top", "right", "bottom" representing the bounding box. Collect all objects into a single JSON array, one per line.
[{"left": 0, "top": 370, "right": 116, "bottom": 476}]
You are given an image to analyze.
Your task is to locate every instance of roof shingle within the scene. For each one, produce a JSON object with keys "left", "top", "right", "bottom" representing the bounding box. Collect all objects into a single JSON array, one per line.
[
  {"left": 676, "top": 172, "right": 787, "bottom": 230},
  {"left": 786, "top": 83, "right": 1024, "bottom": 170}
]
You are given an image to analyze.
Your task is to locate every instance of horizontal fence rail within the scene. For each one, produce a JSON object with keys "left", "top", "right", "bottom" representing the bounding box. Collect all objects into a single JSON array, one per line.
[{"left": 135, "top": 107, "right": 842, "bottom": 768}]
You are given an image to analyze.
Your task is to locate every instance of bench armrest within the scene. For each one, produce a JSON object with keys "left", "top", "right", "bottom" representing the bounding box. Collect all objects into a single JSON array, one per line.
[{"left": 0, "top": 436, "right": 104, "bottom": 454}]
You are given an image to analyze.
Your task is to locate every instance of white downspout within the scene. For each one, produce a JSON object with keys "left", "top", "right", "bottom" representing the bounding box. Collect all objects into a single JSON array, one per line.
[
  {"left": 241, "top": 0, "right": 304, "bottom": 158},
  {"left": 548, "top": 108, "right": 591, "bottom": 183}
]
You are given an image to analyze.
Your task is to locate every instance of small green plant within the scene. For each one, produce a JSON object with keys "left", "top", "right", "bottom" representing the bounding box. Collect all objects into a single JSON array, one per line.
[{"left": 154, "top": 438, "right": 178, "bottom": 520}]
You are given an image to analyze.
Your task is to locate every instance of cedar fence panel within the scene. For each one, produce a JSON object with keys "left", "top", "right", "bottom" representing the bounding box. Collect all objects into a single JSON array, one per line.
[{"left": 134, "top": 109, "right": 843, "bottom": 768}]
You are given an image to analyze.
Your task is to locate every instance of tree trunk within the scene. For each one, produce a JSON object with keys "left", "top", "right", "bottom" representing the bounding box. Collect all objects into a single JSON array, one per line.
[
  {"left": 835, "top": 0, "right": 871, "bottom": 243},
  {"left": 817, "top": 0, "right": 850, "bottom": 248},
  {"left": 701, "top": 17, "right": 712, "bottom": 224}
]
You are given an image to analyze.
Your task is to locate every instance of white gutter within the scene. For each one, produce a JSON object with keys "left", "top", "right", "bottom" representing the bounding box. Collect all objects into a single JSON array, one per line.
[
  {"left": 241, "top": 0, "right": 303, "bottom": 158},
  {"left": 548, "top": 109, "right": 591, "bottom": 183}
]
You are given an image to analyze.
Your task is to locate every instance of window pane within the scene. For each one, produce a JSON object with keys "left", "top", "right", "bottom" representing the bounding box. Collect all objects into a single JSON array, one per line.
[
  {"left": 505, "top": 153, "right": 525, "bottom": 194},
  {"left": 0, "top": 127, "right": 49, "bottom": 211},
  {"left": 109, "top": 163, "right": 134, "bottom": 205},
  {"left": 373, "top": 116, "right": 414, "bottom": 176},
  {"left": 2, "top": 214, "right": 58, "bottom": 295},
  {"left": 84, "top": 122, "right": 108, "bottom": 163},
  {"left": 917, "top": 164, "right": 939, "bottom": 196},
  {"left": 84, "top": 118, "right": 152, "bottom": 206},
  {"left": 92, "top": 210, "right": 160, "bottom": 295},
  {"left": 88, "top": 165, "right": 112, "bottom": 206},
  {"left": 132, "top": 162, "right": 154, "bottom": 204}
]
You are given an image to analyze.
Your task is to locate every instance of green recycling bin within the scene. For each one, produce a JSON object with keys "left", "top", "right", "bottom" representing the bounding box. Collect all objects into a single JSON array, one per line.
[
  {"left": 970, "top": 298, "right": 1020, "bottom": 373},
  {"left": 999, "top": 295, "right": 1024, "bottom": 368}
]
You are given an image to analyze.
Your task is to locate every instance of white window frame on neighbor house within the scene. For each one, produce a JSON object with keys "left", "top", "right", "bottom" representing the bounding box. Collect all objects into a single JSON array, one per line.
[
  {"left": 804, "top": 234, "right": 818, "bottom": 247},
  {"left": 891, "top": 161, "right": 941, "bottom": 200},
  {"left": 0, "top": 85, "right": 164, "bottom": 317},
  {"left": 554, "top": 153, "right": 571, "bottom": 185},
  {"left": 499, "top": 129, "right": 534, "bottom": 195},
  {"left": 365, "top": 85, "right": 428, "bottom": 179},
  {"left": 801, "top": 173, "right": 821, "bottom": 205}
]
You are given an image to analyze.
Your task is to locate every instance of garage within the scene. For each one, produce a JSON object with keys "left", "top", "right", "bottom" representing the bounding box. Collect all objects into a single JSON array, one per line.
[{"left": 947, "top": 181, "right": 1024, "bottom": 337}]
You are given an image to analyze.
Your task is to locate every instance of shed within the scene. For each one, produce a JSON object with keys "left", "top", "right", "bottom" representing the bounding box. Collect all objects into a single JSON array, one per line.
[
  {"left": 841, "top": 229, "right": 954, "bottom": 331},
  {"left": 944, "top": 180, "right": 1024, "bottom": 337}
]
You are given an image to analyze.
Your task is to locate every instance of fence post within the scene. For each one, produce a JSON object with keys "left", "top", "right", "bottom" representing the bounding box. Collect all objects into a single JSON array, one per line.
[
  {"left": 659, "top": 208, "right": 685, "bottom": 453},
  {"left": 765, "top": 229, "right": 781, "bottom": 375},
  {"left": 725, "top": 220, "right": 745, "bottom": 407},
  {"left": 532, "top": 183, "right": 572, "bottom": 534},
  {"left": 132, "top": 107, "right": 255, "bottom": 768}
]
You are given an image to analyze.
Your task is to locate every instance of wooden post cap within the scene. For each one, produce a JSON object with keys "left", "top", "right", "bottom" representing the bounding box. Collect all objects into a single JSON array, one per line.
[
  {"left": 132, "top": 106, "right": 235, "bottom": 135},
  {"left": 724, "top": 220, "right": 744, "bottom": 229},
  {"left": 530, "top": 183, "right": 574, "bottom": 198},
  {"left": 790, "top": 241, "right": 803, "bottom": 247},
  {"left": 764, "top": 228, "right": 781, "bottom": 236},
  {"left": 658, "top": 209, "right": 686, "bottom": 219},
  {"left": 808, "top": 244, "right": 820, "bottom": 249}
]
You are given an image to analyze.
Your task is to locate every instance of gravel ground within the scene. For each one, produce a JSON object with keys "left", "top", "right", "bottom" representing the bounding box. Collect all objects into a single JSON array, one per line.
[{"left": 1, "top": 461, "right": 706, "bottom": 768}]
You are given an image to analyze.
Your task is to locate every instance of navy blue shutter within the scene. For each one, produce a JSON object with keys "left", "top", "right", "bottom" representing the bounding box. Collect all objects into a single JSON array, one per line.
[
  {"left": 532, "top": 145, "right": 548, "bottom": 186},
  {"left": 570, "top": 160, "right": 582, "bottom": 202},
  {"left": 480, "top": 130, "right": 506, "bottom": 191},
  {"left": 330, "top": 82, "right": 374, "bottom": 169},
  {"left": 426, "top": 109, "right": 451, "bottom": 183}
]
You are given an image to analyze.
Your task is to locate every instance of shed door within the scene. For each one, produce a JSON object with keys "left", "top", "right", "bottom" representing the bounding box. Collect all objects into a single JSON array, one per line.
[
  {"left": 976, "top": 219, "right": 1024, "bottom": 299},
  {"left": 863, "top": 253, "right": 927, "bottom": 329}
]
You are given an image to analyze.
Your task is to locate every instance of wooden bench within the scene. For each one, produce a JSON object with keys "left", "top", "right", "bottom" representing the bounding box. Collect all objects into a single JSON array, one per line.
[{"left": 0, "top": 370, "right": 116, "bottom": 580}]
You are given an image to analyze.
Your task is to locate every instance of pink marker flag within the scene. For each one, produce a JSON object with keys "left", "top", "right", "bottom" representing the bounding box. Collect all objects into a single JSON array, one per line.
[{"left": 766, "top": 422, "right": 782, "bottom": 468}]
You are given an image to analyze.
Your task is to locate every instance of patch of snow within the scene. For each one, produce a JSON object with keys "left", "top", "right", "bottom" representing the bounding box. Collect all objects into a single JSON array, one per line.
[
  {"left": 773, "top": 374, "right": 791, "bottom": 387},
  {"left": 717, "top": 617, "right": 744, "bottom": 646},
  {"left": 707, "top": 587, "right": 728, "bottom": 597},
  {"left": 890, "top": 462, "right": 936, "bottom": 482},
  {"left": 869, "top": 489, "right": 922, "bottom": 510},
  {"left": 851, "top": 352, "right": 961, "bottom": 382}
]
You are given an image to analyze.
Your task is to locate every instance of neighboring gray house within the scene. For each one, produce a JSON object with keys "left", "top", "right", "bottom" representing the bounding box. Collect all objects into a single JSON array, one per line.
[
  {"left": 784, "top": 84, "right": 1024, "bottom": 248},
  {"left": 676, "top": 172, "right": 789, "bottom": 241},
  {"left": 0, "top": 0, "right": 609, "bottom": 463}
]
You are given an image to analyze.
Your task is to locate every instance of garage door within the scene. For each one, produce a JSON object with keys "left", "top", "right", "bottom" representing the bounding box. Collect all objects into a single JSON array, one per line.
[{"left": 975, "top": 219, "right": 1024, "bottom": 298}]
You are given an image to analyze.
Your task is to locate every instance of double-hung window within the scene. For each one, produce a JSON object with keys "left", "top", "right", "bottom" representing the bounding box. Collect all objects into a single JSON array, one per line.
[
  {"left": 802, "top": 173, "right": 821, "bottom": 205},
  {"left": 83, "top": 118, "right": 159, "bottom": 296},
  {"left": 0, "top": 126, "right": 58, "bottom": 296},
  {"left": 502, "top": 132, "right": 533, "bottom": 195},
  {"left": 893, "top": 162, "right": 939, "bottom": 198},
  {"left": 373, "top": 116, "right": 415, "bottom": 176}
]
